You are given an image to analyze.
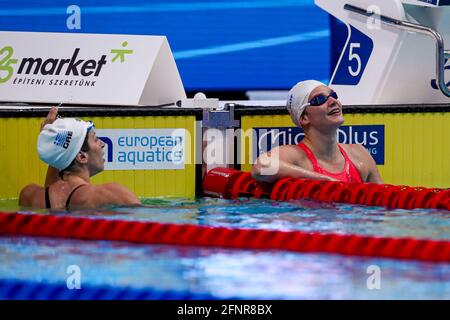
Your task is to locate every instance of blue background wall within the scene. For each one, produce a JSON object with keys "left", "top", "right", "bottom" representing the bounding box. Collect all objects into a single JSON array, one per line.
[{"left": 0, "top": 0, "right": 330, "bottom": 92}]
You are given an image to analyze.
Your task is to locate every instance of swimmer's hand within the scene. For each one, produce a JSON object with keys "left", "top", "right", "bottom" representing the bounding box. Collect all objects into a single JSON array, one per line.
[{"left": 40, "top": 106, "right": 58, "bottom": 131}]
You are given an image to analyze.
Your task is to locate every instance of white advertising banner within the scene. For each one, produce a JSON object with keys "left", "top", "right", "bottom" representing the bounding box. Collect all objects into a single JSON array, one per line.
[
  {"left": 96, "top": 129, "right": 186, "bottom": 170},
  {"left": 0, "top": 31, "right": 186, "bottom": 106}
]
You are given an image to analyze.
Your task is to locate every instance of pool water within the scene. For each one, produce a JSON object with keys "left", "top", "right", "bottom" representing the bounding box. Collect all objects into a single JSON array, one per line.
[{"left": 1, "top": 197, "right": 450, "bottom": 299}]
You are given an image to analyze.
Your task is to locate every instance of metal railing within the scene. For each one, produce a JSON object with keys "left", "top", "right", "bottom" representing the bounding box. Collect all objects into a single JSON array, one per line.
[{"left": 344, "top": 3, "right": 450, "bottom": 97}]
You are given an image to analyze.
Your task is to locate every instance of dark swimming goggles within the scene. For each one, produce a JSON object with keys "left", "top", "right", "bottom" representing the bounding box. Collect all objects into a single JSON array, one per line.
[{"left": 309, "top": 91, "right": 338, "bottom": 106}]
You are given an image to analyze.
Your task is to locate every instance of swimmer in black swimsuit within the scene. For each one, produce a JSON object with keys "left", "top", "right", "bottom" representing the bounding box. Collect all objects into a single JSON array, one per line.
[
  {"left": 44, "top": 184, "right": 87, "bottom": 210},
  {"left": 19, "top": 107, "right": 140, "bottom": 210}
]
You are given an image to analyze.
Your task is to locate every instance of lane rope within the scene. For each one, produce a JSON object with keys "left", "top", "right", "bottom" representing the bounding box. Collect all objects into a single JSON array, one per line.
[
  {"left": 203, "top": 168, "right": 450, "bottom": 210},
  {"left": 1, "top": 212, "right": 450, "bottom": 262},
  {"left": 0, "top": 278, "right": 228, "bottom": 300}
]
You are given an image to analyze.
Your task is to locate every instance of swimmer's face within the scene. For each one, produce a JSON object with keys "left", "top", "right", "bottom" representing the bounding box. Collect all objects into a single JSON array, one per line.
[
  {"left": 86, "top": 130, "right": 105, "bottom": 176},
  {"left": 301, "top": 85, "right": 344, "bottom": 128}
]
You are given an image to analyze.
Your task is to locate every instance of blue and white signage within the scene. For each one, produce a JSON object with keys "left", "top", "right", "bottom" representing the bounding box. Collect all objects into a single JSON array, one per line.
[
  {"left": 330, "top": 25, "right": 373, "bottom": 86},
  {"left": 96, "top": 129, "right": 185, "bottom": 170},
  {"left": 415, "top": 0, "right": 450, "bottom": 6},
  {"left": 254, "top": 125, "right": 384, "bottom": 165}
]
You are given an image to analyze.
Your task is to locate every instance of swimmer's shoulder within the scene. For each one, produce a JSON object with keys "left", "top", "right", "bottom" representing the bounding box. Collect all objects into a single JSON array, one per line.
[
  {"left": 340, "top": 144, "right": 370, "bottom": 162},
  {"left": 19, "top": 184, "right": 45, "bottom": 208},
  {"left": 84, "top": 183, "right": 140, "bottom": 207},
  {"left": 342, "top": 144, "right": 383, "bottom": 183},
  {"left": 268, "top": 144, "right": 306, "bottom": 164},
  {"left": 340, "top": 144, "right": 380, "bottom": 179}
]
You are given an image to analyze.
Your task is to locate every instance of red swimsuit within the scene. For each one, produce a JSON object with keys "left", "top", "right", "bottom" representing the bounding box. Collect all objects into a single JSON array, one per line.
[{"left": 298, "top": 143, "right": 363, "bottom": 183}]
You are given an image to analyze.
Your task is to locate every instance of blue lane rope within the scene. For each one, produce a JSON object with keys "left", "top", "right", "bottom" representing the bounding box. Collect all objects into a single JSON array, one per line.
[{"left": 0, "top": 279, "right": 237, "bottom": 300}]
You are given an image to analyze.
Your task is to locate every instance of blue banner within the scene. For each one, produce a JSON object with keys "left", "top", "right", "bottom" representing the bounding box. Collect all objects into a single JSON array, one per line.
[{"left": 254, "top": 125, "right": 384, "bottom": 164}]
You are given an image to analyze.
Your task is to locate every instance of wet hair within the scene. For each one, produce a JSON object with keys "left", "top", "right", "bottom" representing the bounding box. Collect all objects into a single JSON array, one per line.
[{"left": 58, "top": 132, "right": 90, "bottom": 178}]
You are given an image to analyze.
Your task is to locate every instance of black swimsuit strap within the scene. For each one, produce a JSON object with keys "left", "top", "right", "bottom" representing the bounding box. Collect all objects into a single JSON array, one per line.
[
  {"left": 45, "top": 186, "right": 51, "bottom": 209},
  {"left": 65, "top": 184, "right": 88, "bottom": 210}
]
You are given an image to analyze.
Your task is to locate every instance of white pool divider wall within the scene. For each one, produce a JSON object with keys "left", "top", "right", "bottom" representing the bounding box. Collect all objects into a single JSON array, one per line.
[
  {"left": 202, "top": 105, "right": 240, "bottom": 176},
  {"left": 316, "top": 0, "right": 450, "bottom": 105},
  {"left": 0, "top": 32, "right": 186, "bottom": 106}
]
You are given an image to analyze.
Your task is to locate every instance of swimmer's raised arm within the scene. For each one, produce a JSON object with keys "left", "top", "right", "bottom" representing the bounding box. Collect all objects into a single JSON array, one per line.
[
  {"left": 41, "top": 107, "right": 61, "bottom": 187},
  {"left": 40, "top": 106, "right": 58, "bottom": 131},
  {"left": 44, "top": 166, "right": 60, "bottom": 187}
]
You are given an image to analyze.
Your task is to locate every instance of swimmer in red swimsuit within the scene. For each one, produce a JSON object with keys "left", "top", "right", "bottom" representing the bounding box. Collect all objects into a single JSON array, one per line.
[{"left": 252, "top": 80, "right": 383, "bottom": 184}]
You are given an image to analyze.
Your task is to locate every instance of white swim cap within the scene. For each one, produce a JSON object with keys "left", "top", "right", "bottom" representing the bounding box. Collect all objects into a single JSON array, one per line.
[
  {"left": 37, "top": 118, "right": 94, "bottom": 171},
  {"left": 287, "top": 80, "right": 326, "bottom": 127}
]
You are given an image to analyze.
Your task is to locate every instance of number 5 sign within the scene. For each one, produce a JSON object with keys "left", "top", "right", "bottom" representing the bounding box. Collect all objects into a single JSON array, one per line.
[{"left": 331, "top": 25, "right": 373, "bottom": 86}]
